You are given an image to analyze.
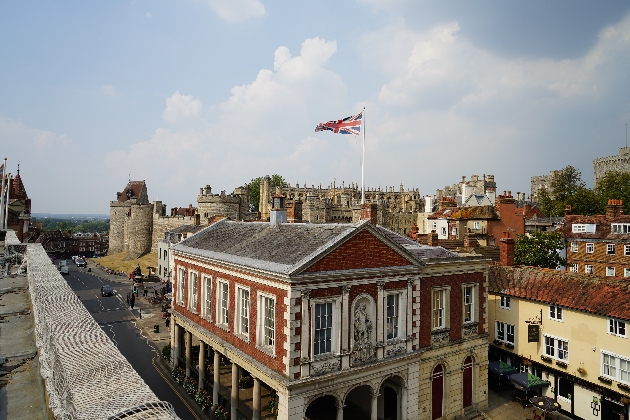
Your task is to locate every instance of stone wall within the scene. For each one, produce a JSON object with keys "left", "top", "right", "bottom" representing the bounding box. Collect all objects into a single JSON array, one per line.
[
  {"left": 151, "top": 214, "right": 198, "bottom": 254},
  {"left": 530, "top": 170, "right": 559, "bottom": 202},
  {"left": 128, "top": 203, "right": 154, "bottom": 259},
  {"left": 108, "top": 201, "right": 130, "bottom": 255},
  {"left": 593, "top": 147, "right": 630, "bottom": 187}
]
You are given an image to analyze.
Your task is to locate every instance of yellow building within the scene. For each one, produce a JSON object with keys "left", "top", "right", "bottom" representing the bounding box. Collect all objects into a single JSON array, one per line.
[{"left": 489, "top": 266, "right": 630, "bottom": 420}]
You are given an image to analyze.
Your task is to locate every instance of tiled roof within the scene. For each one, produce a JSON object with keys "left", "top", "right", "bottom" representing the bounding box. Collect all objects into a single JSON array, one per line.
[
  {"left": 428, "top": 205, "right": 499, "bottom": 220},
  {"left": 489, "top": 266, "right": 630, "bottom": 321},
  {"left": 117, "top": 181, "right": 145, "bottom": 202},
  {"left": 562, "top": 214, "right": 630, "bottom": 240}
]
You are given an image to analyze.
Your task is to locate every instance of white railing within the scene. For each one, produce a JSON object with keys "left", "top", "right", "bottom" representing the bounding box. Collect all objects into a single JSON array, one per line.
[{"left": 25, "top": 244, "right": 179, "bottom": 420}]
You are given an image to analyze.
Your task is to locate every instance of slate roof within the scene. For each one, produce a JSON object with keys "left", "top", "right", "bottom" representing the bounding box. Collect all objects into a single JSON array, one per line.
[
  {"left": 117, "top": 181, "right": 145, "bottom": 202},
  {"left": 168, "top": 224, "right": 204, "bottom": 235},
  {"left": 376, "top": 226, "right": 459, "bottom": 259},
  {"left": 174, "top": 220, "right": 463, "bottom": 275},
  {"left": 489, "top": 266, "right": 630, "bottom": 321},
  {"left": 561, "top": 214, "right": 630, "bottom": 241}
]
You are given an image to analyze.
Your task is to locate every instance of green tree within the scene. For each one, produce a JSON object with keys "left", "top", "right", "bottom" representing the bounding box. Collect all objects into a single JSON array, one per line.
[
  {"left": 538, "top": 165, "right": 603, "bottom": 216},
  {"left": 514, "top": 231, "right": 566, "bottom": 269},
  {"left": 596, "top": 171, "right": 630, "bottom": 213},
  {"left": 247, "top": 174, "right": 287, "bottom": 211}
]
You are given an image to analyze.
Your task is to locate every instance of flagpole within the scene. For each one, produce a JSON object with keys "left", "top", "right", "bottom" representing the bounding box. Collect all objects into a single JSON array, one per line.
[
  {"left": 4, "top": 173, "right": 9, "bottom": 230},
  {"left": 0, "top": 158, "right": 6, "bottom": 230},
  {"left": 361, "top": 108, "right": 365, "bottom": 204}
]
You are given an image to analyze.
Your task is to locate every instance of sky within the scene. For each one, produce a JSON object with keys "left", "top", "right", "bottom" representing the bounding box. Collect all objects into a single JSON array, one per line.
[{"left": 2, "top": 1, "right": 630, "bottom": 214}]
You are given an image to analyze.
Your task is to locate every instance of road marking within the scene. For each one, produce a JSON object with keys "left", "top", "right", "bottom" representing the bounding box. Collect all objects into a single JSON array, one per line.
[{"left": 151, "top": 353, "right": 200, "bottom": 420}]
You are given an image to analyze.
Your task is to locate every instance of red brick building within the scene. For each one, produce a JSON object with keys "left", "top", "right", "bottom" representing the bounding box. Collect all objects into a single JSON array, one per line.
[
  {"left": 170, "top": 206, "right": 490, "bottom": 420},
  {"left": 563, "top": 199, "right": 630, "bottom": 278}
]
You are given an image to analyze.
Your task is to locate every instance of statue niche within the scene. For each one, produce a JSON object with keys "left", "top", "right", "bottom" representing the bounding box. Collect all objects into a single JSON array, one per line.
[{"left": 351, "top": 296, "right": 375, "bottom": 366}]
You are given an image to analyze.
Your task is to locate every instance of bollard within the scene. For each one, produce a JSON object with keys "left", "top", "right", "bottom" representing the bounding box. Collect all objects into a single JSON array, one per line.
[{"left": 154, "top": 324, "right": 159, "bottom": 333}]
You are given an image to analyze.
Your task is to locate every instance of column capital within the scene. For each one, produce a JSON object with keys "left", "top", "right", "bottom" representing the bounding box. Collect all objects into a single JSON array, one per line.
[
  {"left": 377, "top": 281, "right": 386, "bottom": 291},
  {"left": 407, "top": 278, "right": 415, "bottom": 287},
  {"left": 370, "top": 391, "right": 380, "bottom": 399},
  {"left": 341, "top": 284, "right": 351, "bottom": 294},
  {"left": 301, "top": 289, "right": 311, "bottom": 299}
]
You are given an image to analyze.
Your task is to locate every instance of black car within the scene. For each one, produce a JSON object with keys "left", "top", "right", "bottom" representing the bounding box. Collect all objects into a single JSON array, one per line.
[{"left": 101, "top": 285, "right": 114, "bottom": 297}]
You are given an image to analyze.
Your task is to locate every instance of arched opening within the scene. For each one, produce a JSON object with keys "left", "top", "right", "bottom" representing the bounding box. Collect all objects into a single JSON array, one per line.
[
  {"left": 305, "top": 395, "right": 337, "bottom": 420},
  {"left": 344, "top": 385, "right": 372, "bottom": 420},
  {"left": 379, "top": 375, "right": 405, "bottom": 420},
  {"left": 432, "top": 364, "right": 444, "bottom": 420},
  {"left": 463, "top": 356, "right": 473, "bottom": 409},
  {"left": 383, "top": 386, "right": 397, "bottom": 420}
]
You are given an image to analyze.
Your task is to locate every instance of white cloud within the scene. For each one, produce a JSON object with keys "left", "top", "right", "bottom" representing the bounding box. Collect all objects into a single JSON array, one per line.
[
  {"left": 204, "top": 0, "right": 265, "bottom": 23},
  {"left": 101, "top": 85, "right": 116, "bottom": 97},
  {"left": 163, "top": 92, "right": 202, "bottom": 122},
  {"left": 146, "top": 12, "right": 152, "bottom": 19}
]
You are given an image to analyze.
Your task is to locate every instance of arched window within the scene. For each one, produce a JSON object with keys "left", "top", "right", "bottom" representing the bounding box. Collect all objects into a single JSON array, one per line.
[
  {"left": 432, "top": 364, "right": 444, "bottom": 419},
  {"left": 463, "top": 356, "right": 473, "bottom": 408}
]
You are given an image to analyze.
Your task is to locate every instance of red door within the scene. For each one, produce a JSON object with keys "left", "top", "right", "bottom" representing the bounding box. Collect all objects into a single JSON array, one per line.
[
  {"left": 432, "top": 364, "right": 444, "bottom": 420},
  {"left": 463, "top": 356, "right": 473, "bottom": 408}
]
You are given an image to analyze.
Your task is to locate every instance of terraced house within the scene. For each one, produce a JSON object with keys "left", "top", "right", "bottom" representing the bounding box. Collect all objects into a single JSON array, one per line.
[
  {"left": 489, "top": 266, "right": 630, "bottom": 420},
  {"left": 169, "top": 202, "right": 490, "bottom": 420},
  {"left": 563, "top": 199, "right": 630, "bottom": 278}
]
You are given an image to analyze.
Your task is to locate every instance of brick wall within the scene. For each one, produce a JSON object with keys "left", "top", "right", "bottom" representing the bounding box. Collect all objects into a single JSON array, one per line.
[
  {"left": 304, "top": 230, "right": 410, "bottom": 272},
  {"left": 174, "top": 258, "right": 289, "bottom": 376},
  {"left": 418, "top": 272, "right": 486, "bottom": 347},
  {"left": 566, "top": 240, "right": 630, "bottom": 277}
]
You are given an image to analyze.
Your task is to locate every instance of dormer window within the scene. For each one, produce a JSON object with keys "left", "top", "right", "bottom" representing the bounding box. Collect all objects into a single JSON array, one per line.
[
  {"left": 572, "top": 224, "right": 596, "bottom": 233},
  {"left": 611, "top": 223, "right": 630, "bottom": 234}
]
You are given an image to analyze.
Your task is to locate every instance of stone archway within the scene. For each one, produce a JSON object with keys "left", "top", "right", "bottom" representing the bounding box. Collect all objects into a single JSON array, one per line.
[
  {"left": 432, "top": 364, "right": 444, "bottom": 420},
  {"left": 305, "top": 395, "right": 338, "bottom": 420},
  {"left": 462, "top": 356, "right": 474, "bottom": 409},
  {"left": 343, "top": 385, "right": 373, "bottom": 420},
  {"left": 378, "top": 374, "right": 406, "bottom": 420}
]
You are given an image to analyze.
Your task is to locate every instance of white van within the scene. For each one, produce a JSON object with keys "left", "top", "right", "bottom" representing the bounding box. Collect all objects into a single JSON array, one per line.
[{"left": 60, "top": 266, "right": 69, "bottom": 275}]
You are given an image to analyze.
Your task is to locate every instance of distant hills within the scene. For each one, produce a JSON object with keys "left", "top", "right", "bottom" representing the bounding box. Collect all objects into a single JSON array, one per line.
[{"left": 32, "top": 213, "right": 109, "bottom": 220}]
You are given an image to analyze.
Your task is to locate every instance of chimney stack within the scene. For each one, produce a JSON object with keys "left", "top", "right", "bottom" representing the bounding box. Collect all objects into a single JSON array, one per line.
[
  {"left": 606, "top": 199, "right": 624, "bottom": 219},
  {"left": 564, "top": 205, "right": 572, "bottom": 216},
  {"left": 270, "top": 191, "right": 287, "bottom": 226},
  {"left": 428, "top": 230, "right": 439, "bottom": 246},
  {"left": 361, "top": 203, "right": 378, "bottom": 224},
  {"left": 464, "top": 229, "right": 478, "bottom": 248},
  {"left": 500, "top": 231, "right": 515, "bottom": 266}
]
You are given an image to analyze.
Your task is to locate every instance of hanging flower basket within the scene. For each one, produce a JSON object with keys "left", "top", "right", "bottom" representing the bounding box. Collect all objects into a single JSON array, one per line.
[
  {"left": 183, "top": 377, "right": 198, "bottom": 395},
  {"left": 577, "top": 367, "right": 587, "bottom": 375},
  {"left": 172, "top": 366, "right": 186, "bottom": 384},
  {"left": 214, "top": 404, "right": 229, "bottom": 420},
  {"left": 195, "top": 389, "right": 213, "bottom": 411}
]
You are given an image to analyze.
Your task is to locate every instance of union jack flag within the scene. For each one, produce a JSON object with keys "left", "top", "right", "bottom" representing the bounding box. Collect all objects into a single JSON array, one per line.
[{"left": 315, "top": 110, "right": 363, "bottom": 135}]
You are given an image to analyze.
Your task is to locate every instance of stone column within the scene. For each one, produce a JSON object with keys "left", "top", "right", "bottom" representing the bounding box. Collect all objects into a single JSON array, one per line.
[
  {"left": 300, "top": 290, "right": 311, "bottom": 378},
  {"left": 185, "top": 331, "right": 192, "bottom": 377},
  {"left": 370, "top": 391, "right": 379, "bottom": 420},
  {"left": 400, "top": 386, "right": 408, "bottom": 420},
  {"left": 172, "top": 322, "right": 181, "bottom": 370},
  {"left": 252, "top": 376, "right": 261, "bottom": 420},
  {"left": 198, "top": 341, "right": 206, "bottom": 391},
  {"left": 376, "top": 281, "right": 385, "bottom": 359},
  {"left": 335, "top": 401, "right": 344, "bottom": 420},
  {"left": 231, "top": 361, "right": 239, "bottom": 420},
  {"left": 406, "top": 279, "right": 414, "bottom": 352},
  {"left": 341, "top": 285, "right": 351, "bottom": 369},
  {"left": 213, "top": 351, "right": 220, "bottom": 408}
]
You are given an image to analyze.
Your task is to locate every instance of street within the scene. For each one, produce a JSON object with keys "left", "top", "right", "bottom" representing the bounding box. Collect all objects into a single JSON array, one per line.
[{"left": 63, "top": 264, "right": 199, "bottom": 420}]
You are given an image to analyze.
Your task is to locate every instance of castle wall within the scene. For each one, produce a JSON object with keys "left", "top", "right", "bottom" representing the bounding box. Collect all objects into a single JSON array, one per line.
[
  {"left": 593, "top": 147, "right": 630, "bottom": 187},
  {"left": 108, "top": 202, "right": 130, "bottom": 255},
  {"left": 128, "top": 204, "right": 154, "bottom": 259},
  {"left": 151, "top": 214, "right": 198, "bottom": 254}
]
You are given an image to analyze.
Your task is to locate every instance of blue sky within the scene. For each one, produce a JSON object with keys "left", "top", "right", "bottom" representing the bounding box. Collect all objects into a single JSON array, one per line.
[{"left": 2, "top": 1, "right": 630, "bottom": 214}]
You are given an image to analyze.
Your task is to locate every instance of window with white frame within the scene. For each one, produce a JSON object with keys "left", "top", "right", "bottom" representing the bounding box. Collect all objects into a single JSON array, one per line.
[
  {"left": 202, "top": 275, "right": 212, "bottom": 319},
  {"left": 463, "top": 285, "right": 475, "bottom": 323},
  {"left": 432, "top": 221, "right": 437, "bottom": 229},
  {"left": 257, "top": 294, "right": 275, "bottom": 349},
  {"left": 544, "top": 335, "right": 569, "bottom": 362},
  {"left": 473, "top": 221, "right": 480, "bottom": 230},
  {"left": 188, "top": 271, "right": 198, "bottom": 311},
  {"left": 586, "top": 243, "right": 594, "bottom": 253},
  {"left": 217, "top": 280, "right": 229, "bottom": 326},
  {"left": 451, "top": 227, "right": 457, "bottom": 237},
  {"left": 570, "top": 242, "right": 578, "bottom": 252},
  {"left": 440, "top": 226, "right": 447, "bottom": 236},
  {"left": 608, "top": 244, "right": 616, "bottom": 255},
  {"left": 572, "top": 224, "right": 596, "bottom": 233},
  {"left": 236, "top": 286, "right": 250, "bottom": 337},
  {"left": 386, "top": 293, "right": 400, "bottom": 340},
  {"left": 177, "top": 267, "right": 186, "bottom": 305},
  {"left": 611, "top": 223, "right": 630, "bottom": 234},
  {"left": 500, "top": 295, "right": 511, "bottom": 309},
  {"left": 569, "top": 264, "right": 578, "bottom": 273},
  {"left": 625, "top": 268, "right": 630, "bottom": 278},
  {"left": 432, "top": 288, "right": 447, "bottom": 330},
  {"left": 313, "top": 302, "right": 333, "bottom": 356},
  {"left": 585, "top": 265, "right": 594, "bottom": 274},
  {"left": 607, "top": 266, "right": 616, "bottom": 277},
  {"left": 609, "top": 318, "right": 627, "bottom": 337},
  {"left": 601, "top": 351, "right": 630, "bottom": 384},
  {"left": 625, "top": 245, "right": 630, "bottom": 256},
  {"left": 495, "top": 321, "right": 515, "bottom": 344},
  {"left": 549, "top": 305, "right": 563, "bottom": 321}
]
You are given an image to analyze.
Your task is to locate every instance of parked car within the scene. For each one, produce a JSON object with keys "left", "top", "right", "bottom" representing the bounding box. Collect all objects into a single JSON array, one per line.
[
  {"left": 76, "top": 260, "right": 86, "bottom": 268},
  {"left": 101, "top": 285, "right": 114, "bottom": 297}
]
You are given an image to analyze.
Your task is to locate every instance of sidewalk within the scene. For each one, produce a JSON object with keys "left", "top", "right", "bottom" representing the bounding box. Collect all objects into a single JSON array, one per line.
[{"left": 484, "top": 385, "right": 572, "bottom": 420}]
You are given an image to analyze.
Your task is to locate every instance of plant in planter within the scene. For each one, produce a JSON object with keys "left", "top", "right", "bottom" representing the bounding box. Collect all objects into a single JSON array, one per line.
[
  {"left": 239, "top": 375, "right": 253, "bottom": 389},
  {"left": 493, "top": 339, "right": 503, "bottom": 346},
  {"left": 504, "top": 343, "right": 515, "bottom": 349},
  {"left": 523, "top": 359, "right": 532, "bottom": 366},
  {"left": 577, "top": 367, "right": 587, "bottom": 375},
  {"left": 213, "top": 405, "right": 229, "bottom": 420},
  {"left": 266, "top": 389, "right": 279, "bottom": 418},
  {"left": 183, "top": 377, "right": 198, "bottom": 395},
  {"left": 556, "top": 361, "right": 568, "bottom": 368},
  {"left": 195, "top": 389, "right": 213, "bottom": 411},
  {"left": 618, "top": 383, "right": 630, "bottom": 392},
  {"left": 620, "top": 396, "right": 630, "bottom": 405},
  {"left": 540, "top": 355, "right": 552, "bottom": 363},
  {"left": 172, "top": 366, "right": 186, "bottom": 384},
  {"left": 162, "top": 343, "right": 171, "bottom": 362}
]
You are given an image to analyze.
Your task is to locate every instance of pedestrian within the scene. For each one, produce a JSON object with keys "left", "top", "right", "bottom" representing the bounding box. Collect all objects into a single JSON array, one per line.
[
  {"left": 139, "top": 308, "right": 142, "bottom": 319},
  {"left": 126, "top": 293, "right": 130, "bottom": 305},
  {"left": 130, "top": 294, "right": 135, "bottom": 309}
]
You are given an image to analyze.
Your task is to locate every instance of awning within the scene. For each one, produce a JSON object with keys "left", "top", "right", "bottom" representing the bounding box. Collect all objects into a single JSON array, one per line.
[
  {"left": 509, "top": 372, "right": 549, "bottom": 390},
  {"left": 488, "top": 361, "right": 519, "bottom": 376}
]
